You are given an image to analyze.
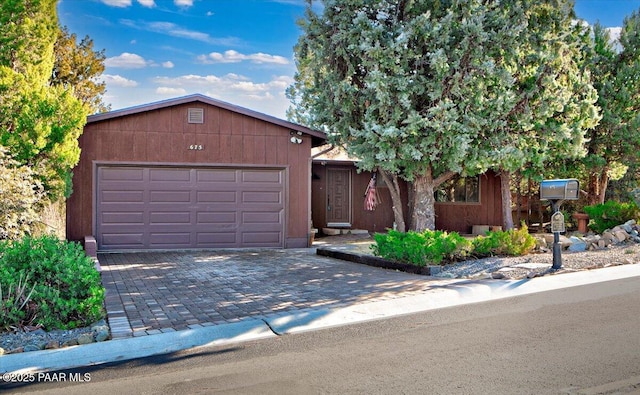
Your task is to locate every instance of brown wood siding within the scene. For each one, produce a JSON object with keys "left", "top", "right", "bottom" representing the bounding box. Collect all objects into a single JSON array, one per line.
[
  {"left": 67, "top": 102, "right": 312, "bottom": 248},
  {"left": 311, "top": 164, "right": 502, "bottom": 234},
  {"left": 435, "top": 170, "right": 503, "bottom": 233},
  {"left": 311, "top": 164, "right": 407, "bottom": 233}
]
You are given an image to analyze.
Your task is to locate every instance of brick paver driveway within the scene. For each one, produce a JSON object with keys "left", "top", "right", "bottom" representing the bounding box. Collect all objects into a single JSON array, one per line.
[{"left": 99, "top": 247, "right": 432, "bottom": 338}]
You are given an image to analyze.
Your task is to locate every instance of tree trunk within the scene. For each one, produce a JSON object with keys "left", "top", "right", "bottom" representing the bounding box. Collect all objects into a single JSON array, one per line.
[
  {"left": 500, "top": 170, "right": 515, "bottom": 230},
  {"left": 378, "top": 168, "right": 406, "bottom": 232},
  {"left": 410, "top": 168, "right": 455, "bottom": 232},
  {"left": 587, "top": 166, "right": 609, "bottom": 205}
]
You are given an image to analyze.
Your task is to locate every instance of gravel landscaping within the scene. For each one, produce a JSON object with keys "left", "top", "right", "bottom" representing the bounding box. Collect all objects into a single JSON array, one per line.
[{"left": 433, "top": 242, "right": 640, "bottom": 279}]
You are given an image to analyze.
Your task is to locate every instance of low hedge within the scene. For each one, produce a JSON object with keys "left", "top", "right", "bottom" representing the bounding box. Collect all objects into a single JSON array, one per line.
[{"left": 372, "top": 225, "right": 536, "bottom": 267}]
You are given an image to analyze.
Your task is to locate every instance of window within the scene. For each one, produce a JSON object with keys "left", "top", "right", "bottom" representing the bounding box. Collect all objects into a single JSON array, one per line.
[{"left": 435, "top": 175, "right": 480, "bottom": 203}]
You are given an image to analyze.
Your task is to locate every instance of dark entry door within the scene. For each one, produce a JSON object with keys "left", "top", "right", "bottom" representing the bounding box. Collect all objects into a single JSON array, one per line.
[{"left": 326, "top": 168, "right": 351, "bottom": 227}]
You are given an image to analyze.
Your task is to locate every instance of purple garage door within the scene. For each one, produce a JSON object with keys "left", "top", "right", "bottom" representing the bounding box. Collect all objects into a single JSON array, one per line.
[{"left": 96, "top": 166, "right": 285, "bottom": 250}]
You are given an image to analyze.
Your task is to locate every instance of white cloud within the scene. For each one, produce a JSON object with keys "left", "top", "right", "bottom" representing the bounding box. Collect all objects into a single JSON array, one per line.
[
  {"left": 197, "top": 50, "right": 290, "bottom": 65},
  {"left": 100, "top": 0, "right": 131, "bottom": 7},
  {"left": 121, "top": 20, "right": 240, "bottom": 46},
  {"left": 156, "top": 87, "right": 187, "bottom": 95},
  {"left": 174, "top": 0, "right": 193, "bottom": 7},
  {"left": 101, "top": 0, "right": 155, "bottom": 6},
  {"left": 102, "top": 74, "right": 138, "bottom": 87},
  {"left": 151, "top": 73, "right": 293, "bottom": 99},
  {"left": 137, "top": 0, "right": 156, "bottom": 7},
  {"left": 162, "top": 61, "right": 174, "bottom": 68},
  {"left": 105, "top": 52, "right": 150, "bottom": 68}
]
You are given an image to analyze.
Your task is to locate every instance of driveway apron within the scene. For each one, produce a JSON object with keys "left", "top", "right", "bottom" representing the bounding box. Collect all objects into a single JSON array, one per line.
[{"left": 98, "top": 248, "right": 432, "bottom": 338}]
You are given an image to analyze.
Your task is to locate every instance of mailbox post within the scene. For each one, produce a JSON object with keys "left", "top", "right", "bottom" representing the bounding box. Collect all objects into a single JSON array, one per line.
[{"left": 540, "top": 179, "right": 580, "bottom": 270}]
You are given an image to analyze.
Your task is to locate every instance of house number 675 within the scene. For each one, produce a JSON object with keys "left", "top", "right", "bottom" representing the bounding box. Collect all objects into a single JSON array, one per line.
[{"left": 188, "top": 145, "right": 204, "bottom": 150}]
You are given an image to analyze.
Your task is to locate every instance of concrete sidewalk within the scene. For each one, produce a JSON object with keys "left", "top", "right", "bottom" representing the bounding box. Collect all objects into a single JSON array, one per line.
[{"left": 2, "top": 249, "right": 640, "bottom": 375}]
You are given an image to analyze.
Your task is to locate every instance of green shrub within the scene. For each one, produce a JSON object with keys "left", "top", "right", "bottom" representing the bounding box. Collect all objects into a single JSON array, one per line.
[
  {"left": 583, "top": 200, "right": 640, "bottom": 234},
  {"left": 0, "top": 235, "right": 104, "bottom": 330},
  {"left": 472, "top": 225, "right": 536, "bottom": 257},
  {"left": 372, "top": 225, "right": 536, "bottom": 267},
  {"left": 372, "top": 229, "right": 472, "bottom": 266},
  {"left": 0, "top": 274, "right": 36, "bottom": 331}
]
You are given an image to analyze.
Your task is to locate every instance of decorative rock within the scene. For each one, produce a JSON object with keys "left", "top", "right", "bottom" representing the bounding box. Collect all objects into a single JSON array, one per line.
[
  {"left": 62, "top": 338, "right": 79, "bottom": 347},
  {"left": 614, "top": 231, "right": 628, "bottom": 243},
  {"left": 534, "top": 236, "right": 547, "bottom": 249},
  {"left": 602, "top": 232, "right": 615, "bottom": 243},
  {"left": 95, "top": 329, "right": 110, "bottom": 342},
  {"left": 0, "top": 347, "right": 5, "bottom": 355},
  {"left": 23, "top": 344, "right": 41, "bottom": 352},
  {"left": 559, "top": 235, "right": 573, "bottom": 249},
  {"left": 9, "top": 346, "right": 24, "bottom": 354},
  {"left": 622, "top": 220, "right": 635, "bottom": 233},
  {"left": 491, "top": 271, "right": 505, "bottom": 279},
  {"left": 77, "top": 333, "right": 95, "bottom": 345},
  {"left": 568, "top": 236, "right": 587, "bottom": 252},
  {"left": 45, "top": 340, "right": 60, "bottom": 349}
]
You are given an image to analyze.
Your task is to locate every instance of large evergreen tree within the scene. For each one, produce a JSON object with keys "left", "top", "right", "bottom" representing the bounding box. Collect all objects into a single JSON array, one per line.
[
  {"left": 483, "top": 0, "right": 599, "bottom": 229},
  {"left": 579, "top": 12, "right": 640, "bottom": 205},
  {"left": 289, "top": 0, "right": 598, "bottom": 231}
]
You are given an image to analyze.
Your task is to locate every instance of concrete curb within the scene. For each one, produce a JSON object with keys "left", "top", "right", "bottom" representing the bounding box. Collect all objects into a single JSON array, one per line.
[
  {"left": 2, "top": 264, "right": 639, "bottom": 374},
  {"left": 0, "top": 319, "right": 275, "bottom": 374}
]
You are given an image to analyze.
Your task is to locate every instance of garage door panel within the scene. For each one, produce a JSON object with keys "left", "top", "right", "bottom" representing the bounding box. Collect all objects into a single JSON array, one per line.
[
  {"left": 149, "top": 190, "right": 191, "bottom": 203},
  {"left": 197, "top": 211, "right": 237, "bottom": 224},
  {"left": 149, "top": 232, "right": 191, "bottom": 247},
  {"left": 242, "top": 191, "right": 282, "bottom": 203},
  {"left": 149, "top": 211, "right": 191, "bottom": 224},
  {"left": 101, "top": 190, "right": 145, "bottom": 203},
  {"left": 197, "top": 191, "right": 238, "bottom": 203},
  {"left": 241, "top": 231, "right": 281, "bottom": 245},
  {"left": 102, "top": 212, "right": 145, "bottom": 224},
  {"left": 149, "top": 168, "right": 191, "bottom": 182},
  {"left": 101, "top": 233, "right": 145, "bottom": 247},
  {"left": 100, "top": 167, "right": 144, "bottom": 181},
  {"left": 97, "top": 166, "right": 285, "bottom": 250},
  {"left": 196, "top": 232, "right": 238, "bottom": 246},
  {"left": 196, "top": 169, "right": 238, "bottom": 183},
  {"left": 242, "top": 170, "right": 282, "bottom": 183},
  {"left": 242, "top": 211, "right": 282, "bottom": 224}
]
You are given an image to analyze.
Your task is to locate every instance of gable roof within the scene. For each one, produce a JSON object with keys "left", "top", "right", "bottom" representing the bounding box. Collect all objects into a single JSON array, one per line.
[{"left": 86, "top": 93, "right": 327, "bottom": 147}]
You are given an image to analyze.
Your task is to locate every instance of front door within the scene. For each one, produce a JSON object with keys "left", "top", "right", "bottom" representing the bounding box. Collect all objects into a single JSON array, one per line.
[{"left": 326, "top": 168, "right": 351, "bottom": 227}]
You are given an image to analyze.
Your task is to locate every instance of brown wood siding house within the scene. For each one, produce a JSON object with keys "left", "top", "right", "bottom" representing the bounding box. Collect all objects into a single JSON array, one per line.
[
  {"left": 312, "top": 147, "right": 503, "bottom": 234},
  {"left": 66, "top": 94, "right": 326, "bottom": 251}
]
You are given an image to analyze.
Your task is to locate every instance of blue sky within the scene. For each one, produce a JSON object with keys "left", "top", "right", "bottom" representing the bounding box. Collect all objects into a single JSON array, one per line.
[{"left": 57, "top": 0, "right": 640, "bottom": 119}]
